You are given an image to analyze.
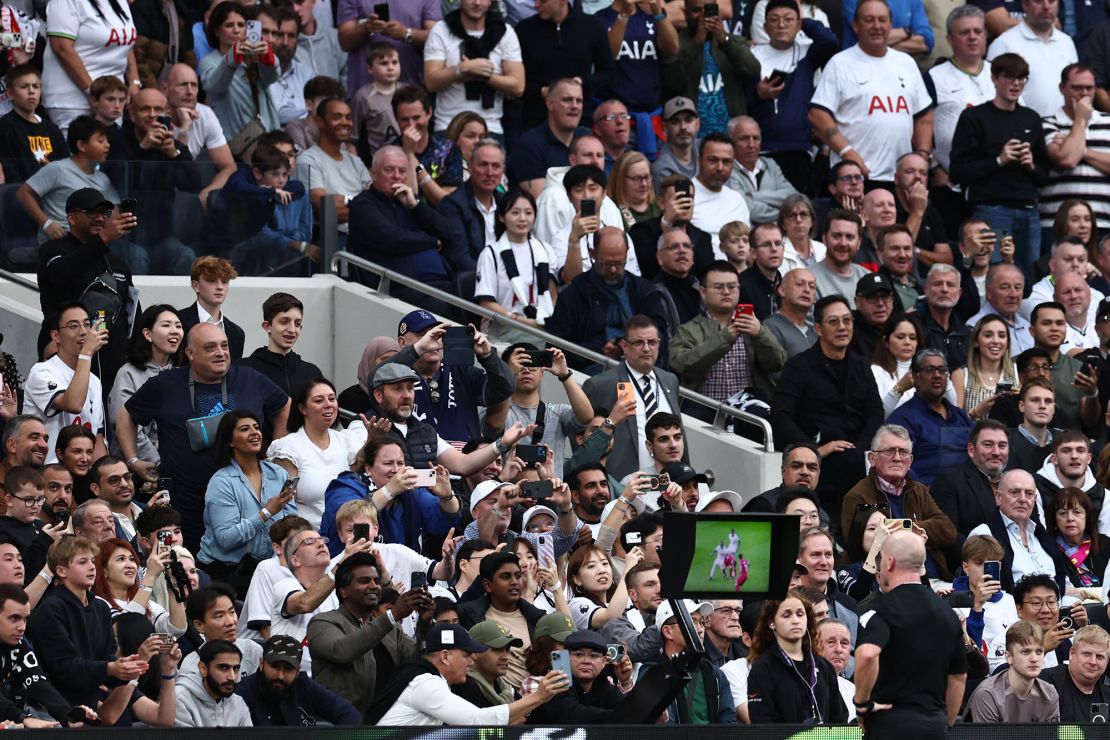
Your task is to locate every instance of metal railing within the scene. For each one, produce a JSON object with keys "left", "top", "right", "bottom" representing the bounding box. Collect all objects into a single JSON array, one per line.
[
  {"left": 0, "top": 267, "right": 38, "bottom": 292},
  {"left": 330, "top": 251, "right": 774, "bottom": 452}
]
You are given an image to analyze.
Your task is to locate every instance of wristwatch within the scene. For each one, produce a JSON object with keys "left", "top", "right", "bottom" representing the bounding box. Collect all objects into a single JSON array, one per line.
[
  {"left": 602, "top": 417, "right": 616, "bottom": 431},
  {"left": 404, "top": 27, "right": 414, "bottom": 43}
]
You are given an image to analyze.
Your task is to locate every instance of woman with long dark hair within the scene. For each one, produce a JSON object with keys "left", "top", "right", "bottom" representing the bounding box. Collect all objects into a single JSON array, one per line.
[{"left": 1047, "top": 486, "right": 1110, "bottom": 597}]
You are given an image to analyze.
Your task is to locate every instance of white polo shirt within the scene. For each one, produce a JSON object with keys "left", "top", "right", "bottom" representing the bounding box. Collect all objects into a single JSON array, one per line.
[{"left": 987, "top": 23, "right": 1077, "bottom": 118}]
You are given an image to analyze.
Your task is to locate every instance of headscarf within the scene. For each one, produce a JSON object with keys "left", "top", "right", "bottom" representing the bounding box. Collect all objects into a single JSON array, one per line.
[{"left": 357, "top": 337, "right": 401, "bottom": 395}]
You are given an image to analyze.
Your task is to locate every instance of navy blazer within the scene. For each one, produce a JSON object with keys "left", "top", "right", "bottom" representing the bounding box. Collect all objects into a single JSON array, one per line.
[{"left": 437, "top": 180, "right": 485, "bottom": 268}]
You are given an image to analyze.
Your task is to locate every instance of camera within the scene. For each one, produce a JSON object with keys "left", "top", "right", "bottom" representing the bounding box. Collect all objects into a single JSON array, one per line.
[
  {"left": 1059, "top": 615, "right": 1075, "bottom": 631},
  {"left": 606, "top": 644, "right": 626, "bottom": 663},
  {"left": 1092, "top": 703, "right": 1109, "bottom": 723}
]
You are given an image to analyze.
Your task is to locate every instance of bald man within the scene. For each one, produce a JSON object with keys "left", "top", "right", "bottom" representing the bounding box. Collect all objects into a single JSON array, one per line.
[
  {"left": 859, "top": 189, "right": 896, "bottom": 270},
  {"left": 1054, "top": 272, "right": 1098, "bottom": 352},
  {"left": 116, "top": 323, "right": 291, "bottom": 550},
  {"left": 854, "top": 530, "right": 967, "bottom": 738},
  {"left": 161, "top": 63, "right": 237, "bottom": 199}
]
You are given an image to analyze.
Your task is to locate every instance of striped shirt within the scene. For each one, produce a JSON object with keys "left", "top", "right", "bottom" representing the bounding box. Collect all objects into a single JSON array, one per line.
[{"left": 1040, "top": 108, "right": 1110, "bottom": 229}]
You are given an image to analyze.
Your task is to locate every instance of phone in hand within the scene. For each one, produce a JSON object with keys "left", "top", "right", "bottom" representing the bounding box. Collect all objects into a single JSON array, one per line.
[
  {"left": 995, "top": 382, "right": 1013, "bottom": 394},
  {"left": 767, "top": 69, "right": 788, "bottom": 86},
  {"left": 55, "top": 509, "right": 70, "bottom": 527},
  {"left": 284, "top": 476, "right": 300, "bottom": 493},
  {"left": 156, "top": 477, "right": 173, "bottom": 492},
  {"left": 704, "top": 2, "right": 719, "bottom": 17},
  {"left": 245, "top": 19, "right": 263, "bottom": 45},
  {"left": 674, "top": 180, "right": 692, "bottom": 197},
  {"left": 884, "top": 518, "right": 913, "bottom": 530},
  {"left": 733, "top": 304, "right": 754, "bottom": 321},
  {"left": 412, "top": 468, "right": 438, "bottom": 487},
  {"left": 617, "top": 381, "right": 635, "bottom": 408},
  {"left": 516, "top": 444, "right": 548, "bottom": 465},
  {"left": 524, "top": 349, "right": 554, "bottom": 368},
  {"left": 551, "top": 649, "right": 572, "bottom": 677},
  {"left": 606, "top": 644, "right": 626, "bottom": 663},
  {"left": 1091, "top": 703, "right": 1109, "bottom": 723},
  {"left": 156, "top": 114, "right": 173, "bottom": 130},
  {"left": 1082, "top": 356, "right": 1100, "bottom": 378},
  {"left": 579, "top": 198, "right": 596, "bottom": 218},
  {"left": 372, "top": 2, "right": 389, "bottom": 21},
  {"left": 522, "top": 479, "right": 554, "bottom": 499},
  {"left": 0, "top": 32, "right": 23, "bottom": 49},
  {"left": 1059, "top": 615, "right": 1075, "bottom": 631},
  {"left": 443, "top": 326, "right": 476, "bottom": 367},
  {"left": 536, "top": 534, "right": 554, "bottom": 567},
  {"left": 353, "top": 523, "right": 370, "bottom": 542},
  {"left": 410, "top": 571, "right": 428, "bottom": 590},
  {"left": 119, "top": 198, "right": 138, "bottom": 215},
  {"left": 983, "top": 560, "right": 1001, "bottom": 582},
  {"left": 153, "top": 633, "right": 176, "bottom": 652}
]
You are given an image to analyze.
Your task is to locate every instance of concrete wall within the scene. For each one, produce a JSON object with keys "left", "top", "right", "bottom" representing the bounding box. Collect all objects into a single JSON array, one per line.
[{"left": 0, "top": 273, "right": 783, "bottom": 499}]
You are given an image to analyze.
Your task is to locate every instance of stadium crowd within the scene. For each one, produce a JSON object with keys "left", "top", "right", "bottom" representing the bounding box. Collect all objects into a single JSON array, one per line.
[{"left": 2, "top": 0, "right": 1110, "bottom": 729}]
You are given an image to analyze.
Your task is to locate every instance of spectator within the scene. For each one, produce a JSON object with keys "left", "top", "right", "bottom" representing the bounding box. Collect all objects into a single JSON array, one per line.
[
  {"left": 842, "top": 0, "right": 933, "bottom": 51},
  {"left": 892, "top": 153, "right": 952, "bottom": 274},
  {"left": 0, "top": 416, "right": 48, "bottom": 495},
  {"left": 814, "top": 161, "right": 866, "bottom": 234},
  {"left": 690, "top": 131, "right": 750, "bottom": 257},
  {"left": 287, "top": 0, "right": 343, "bottom": 81},
  {"left": 967, "top": 619, "right": 1060, "bottom": 721},
  {"left": 465, "top": 478, "right": 581, "bottom": 566},
  {"left": 551, "top": 165, "right": 637, "bottom": 285},
  {"left": 0, "top": 467, "right": 60, "bottom": 584},
  {"left": 738, "top": 223, "right": 784, "bottom": 322},
  {"left": 670, "top": 259, "right": 785, "bottom": 406},
  {"left": 40, "top": 464, "right": 75, "bottom": 529},
  {"left": 336, "top": 337, "right": 399, "bottom": 416},
  {"left": 652, "top": 98, "right": 699, "bottom": 187},
  {"left": 197, "top": 410, "right": 296, "bottom": 581},
  {"left": 1033, "top": 432, "right": 1103, "bottom": 524},
  {"left": 0, "top": 65, "right": 67, "bottom": 183},
  {"left": 532, "top": 134, "right": 622, "bottom": 248},
  {"left": 852, "top": 271, "right": 897, "bottom": 357},
  {"left": 1054, "top": 272, "right": 1098, "bottom": 353},
  {"left": 546, "top": 230, "right": 668, "bottom": 370},
  {"left": 964, "top": 264, "right": 1034, "bottom": 355},
  {"left": 1039, "top": 624, "right": 1110, "bottom": 722},
  {"left": 40, "top": 0, "right": 140, "bottom": 133},
  {"left": 440, "top": 139, "right": 507, "bottom": 269},
  {"left": 777, "top": 195, "right": 824, "bottom": 277},
  {"left": 743, "top": 442, "right": 821, "bottom": 513},
  {"left": 180, "top": 583, "right": 262, "bottom": 679},
  {"left": 598, "top": 562, "right": 663, "bottom": 662},
  {"left": 445, "top": 111, "right": 491, "bottom": 179},
  {"left": 772, "top": 295, "right": 884, "bottom": 519},
  {"left": 107, "top": 306, "right": 183, "bottom": 466},
  {"left": 239, "top": 516, "right": 312, "bottom": 640},
  {"left": 72, "top": 499, "right": 117, "bottom": 544},
  {"left": 916, "top": 264, "right": 972, "bottom": 370},
  {"left": 748, "top": 0, "right": 838, "bottom": 192},
  {"left": 91, "top": 536, "right": 185, "bottom": 638},
  {"left": 510, "top": 78, "right": 591, "bottom": 197},
  {"left": 931, "top": 419, "right": 1011, "bottom": 539},
  {"left": 1047, "top": 487, "right": 1110, "bottom": 594},
  {"left": 28, "top": 536, "right": 147, "bottom": 709},
  {"left": 524, "top": 627, "right": 631, "bottom": 724},
  {"left": 808, "top": 0, "right": 932, "bottom": 185},
  {"left": 870, "top": 314, "right": 930, "bottom": 416},
  {"left": 1022, "top": 237, "right": 1105, "bottom": 320},
  {"left": 392, "top": 86, "right": 463, "bottom": 207},
  {"left": 117, "top": 323, "right": 290, "bottom": 551},
  {"left": 590, "top": 100, "right": 633, "bottom": 173},
  {"left": 841, "top": 424, "right": 957, "bottom": 578},
  {"left": 346, "top": 145, "right": 461, "bottom": 314},
  {"left": 178, "top": 256, "right": 247, "bottom": 361},
  {"left": 423, "top": 0, "right": 523, "bottom": 138},
  {"left": 295, "top": 97, "right": 369, "bottom": 242},
  {"left": 953, "top": 218, "right": 997, "bottom": 306},
  {"left": 88, "top": 456, "right": 160, "bottom": 543},
  {"left": 87, "top": 75, "right": 128, "bottom": 129},
  {"left": 1028, "top": 301, "right": 1099, "bottom": 433},
  {"left": 814, "top": 619, "right": 856, "bottom": 722},
  {"left": 174, "top": 639, "right": 252, "bottom": 726},
  {"left": 747, "top": 592, "right": 847, "bottom": 724},
  {"left": 235, "top": 633, "right": 360, "bottom": 725},
  {"left": 949, "top": 53, "right": 1050, "bottom": 276},
  {"left": 160, "top": 62, "right": 235, "bottom": 201},
  {"left": 764, "top": 268, "right": 818, "bottom": 359},
  {"left": 811, "top": 210, "right": 870, "bottom": 306},
  {"left": 25, "top": 303, "right": 108, "bottom": 463},
  {"left": 350, "top": 44, "right": 405, "bottom": 162},
  {"left": 338, "top": 0, "right": 436, "bottom": 92},
  {"left": 453, "top": 620, "right": 523, "bottom": 708},
  {"left": 1006, "top": 378, "right": 1057, "bottom": 474},
  {"left": 986, "top": 574, "right": 1086, "bottom": 672},
  {"left": 609, "top": 151, "right": 659, "bottom": 228},
  {"left": 652, "top": 229, "right": 701, "bottom": 324},
  {"left": 727, "top": 117, "right": 795, "bottom": 226},
  {"left": 874, "top": 225, "right": 921, "bottom": 313},
  {"left": 987, "top": 0, "right": 1076, "bottom": 118}
]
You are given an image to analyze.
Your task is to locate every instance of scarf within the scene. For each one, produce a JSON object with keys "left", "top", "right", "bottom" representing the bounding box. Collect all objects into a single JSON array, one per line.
[
  {"left": 490, "top": 235, "right": 554, "bottom": 324},
  {"left": 1058, "top": 535, "right": 1097, "bottom": 587},
  {"left": 444, "top": 9, "right": 506, "bottom": 109},
  {"left": 357, "top": 337, "right": 400, "bottom": 395}
]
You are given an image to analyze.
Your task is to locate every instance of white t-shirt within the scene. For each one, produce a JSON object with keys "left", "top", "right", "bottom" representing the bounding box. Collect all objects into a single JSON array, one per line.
[
  {"left": 24, "top": 355, "right": 104, "bottom": 463},
  {"left": 691, "top": 176, "right": 751, "bottom": 257},
  {"left": 266, "top": 426, "right": 364, "bottom": 529},
  {"left": 550, "top": 216, "right": 641, "bottom": 279},
  {"left": 269, "top": 574, "right": 339, "bottom": 676},
  {"left": 987, "top": 24, "right": 1077, "bottom": 118},
  {"left": 294, "top": 146, "right": 371, "bottom": 233},
  {"left": 720, "top": 657, "right": 749, "bottom": 709},
  {"left": 568, "top": 595, "right": 603, "bottom": 630},
  {"left": 810, "top": 45, "right": 932, "bottom": 182},
  {"left": 927, "top": 59, "right": 994, "bottom": 172},
  {"left": 184, "top": 103, "right": 228, "bottom": 159},
  {"left": 378, "top": 672, "right": 510, "bottom": 725},
  {"left": 473, "top": 235, "right": 554, "bottom": 314},
  {"left": 423, "top": 21, "right": 522, "bottom": 134},
  {"left": 42, "top": 0, "right": 135, "bottom": 111},
  {"left": 239, "top": 555, "right": 289, "bottom": 641}
]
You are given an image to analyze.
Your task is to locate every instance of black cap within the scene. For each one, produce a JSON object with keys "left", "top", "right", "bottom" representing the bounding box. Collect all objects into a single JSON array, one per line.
[
  {"left": 65, "top": 188, "right": 113, "bottom": 213},
  {"left": 856, "top": 272, "right": 894, "bottom": 297},
  {"left": 421, "top": 623, "right": 489, "bottom": 654},
  {"left": 261, "top": 634, "right": 302, "bottom": 669},
  {"left": 1097, "top": 298, "right": 1110, "bottom": 323},
  {"left": 661, "top": 461, "right": 708, "bottom": 486},
  {"left": 564, "top": 630, "right": 608, "bottom": 652}
]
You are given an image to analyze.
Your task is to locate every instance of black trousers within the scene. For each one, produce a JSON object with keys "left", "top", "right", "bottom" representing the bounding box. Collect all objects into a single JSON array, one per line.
[{"left": 865, "top": 707, "right": 948, "bottom": 740}]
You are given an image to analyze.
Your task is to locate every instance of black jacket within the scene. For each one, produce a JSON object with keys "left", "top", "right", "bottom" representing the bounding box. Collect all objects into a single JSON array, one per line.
[
  {"left": 980, "top": 509, "right": 1068, "bottom": 593},
  {"left": 455, "top": 595, "right": 545, "bottom": 641},
  {"left": 931, "top": 458, "right": 998, "bottom": 541},
  {"left": 913, "top": 306, "right": 972, "bottom": 369},
  {"left": 738, "top": 266, "right": 781, "bottom": 321},
  {"left": 26, "top": 587, "right": 117, "bottom": 709},
  {"left": 747, "top": 647, "right": 847, "bottom": 725},
  {"left": 178, "top": 302, "right": 246, "bottom": 361},
  {"left": 347, "top": 188, "right": 468, "bottom": 280},
  {"left": 949, "top": 101, "right": 1049, "bottom": 206},
  {"left": 0, "top": 637, "right": 73, "bottom": 723},
  {"left": 771, "top": 343, "right": 884, "bottom": 451},
  {"left": 629, "top": 219, "right": 714, "bottom": 282},
  {"left": 235, "top": 670, "right": 361, "bottom": 726},
  {"left": 1034, "top": 474, "right": 1106, "bottom": 528},
  {"left": 0, "top": 517, "right": 53, "bottom": 589},
  {"left": 438, "top": 180, "right": 488, "bottom": 265},
  {"left": 241, "top": 347, "right": 323, "bottom": 396},
  {"left": 527, "top": 672, "right": 624, "bottom": 725}
]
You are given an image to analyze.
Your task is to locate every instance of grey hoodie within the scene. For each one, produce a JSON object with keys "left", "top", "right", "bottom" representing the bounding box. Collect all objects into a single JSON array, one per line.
[{"left": 174, "top": 672, "right": 253, "bottom": 727}]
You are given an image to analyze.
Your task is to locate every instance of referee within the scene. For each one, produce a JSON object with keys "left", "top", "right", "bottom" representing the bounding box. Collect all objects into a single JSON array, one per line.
[{"left": 853, "top": 530, "right": 967, "bottom": 738}]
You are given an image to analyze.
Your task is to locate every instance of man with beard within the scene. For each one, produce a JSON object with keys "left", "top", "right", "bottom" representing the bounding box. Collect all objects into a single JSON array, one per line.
[
  {"left": 0, "top": 416, "right": 49, "bottom": 497},
  {"left": 175, "top": 640, "right": 251, "bottom": 727},
  {"left": 452, "top": 621, "right": 522, "bottom": 708},
  {"left": 812, "top": 210, "right": 871, "bottom": 305},
  {"left": 307, "top": 552, "right": 427, "bottom": 712},
  {"left": 265, "top": 8, "right": 314, "bottom": 126},
  {"left": 851, "top": 273, "right": 898, "bottom": 362},
  {"left": 915, "top": 264, "right": 972, "bottom": 369},
  {"left": 295, "top": 97, "right": 369, "bottom": 241},
  {"left": 38, "top": 465, "right": 73, "bottom": 527},
  {"left": 932, "top": 420, "right": 1010, "bottom": 540},
  {"left": 599, "top": 562, "right": 663, "bottom": 663},
  {"left": 236, "top": 634, "right": 360, "bottom": 725},
  {"left": 568, "top": 464, "right": 611, "bottom": 528},
  {"left": 744, "top": 442, "right": 821, "bottom": 513},
  {"left": 0, "top": 468, "right": 63, "bottom": 587}
]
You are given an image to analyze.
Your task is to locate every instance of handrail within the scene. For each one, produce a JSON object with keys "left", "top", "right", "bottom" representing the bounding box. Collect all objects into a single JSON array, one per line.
[
  {"left": 330, "top": 251, "right": 774, "bottom": 452},
  {"left": 0, "top": 268, "right": 38, "bottom": 292}
]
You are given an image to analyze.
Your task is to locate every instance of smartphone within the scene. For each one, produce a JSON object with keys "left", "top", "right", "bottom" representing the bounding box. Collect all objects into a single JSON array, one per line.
[
  {"left": 675, "top": 180, "right": 692, "bottom": 197},
  {"left": 625, "top": 531, "right": 643, "bottom": 545},
  {"left": 410, "top": 571, "right": 428, "bottom": 590},
  {"left": 156, "top": 477, "right": 172, "bottom": 492},
  {"left": 1091, "top": 703, "right": 1109, "bottom": 723},
  {"left": 983, "top": 560, "right": 1001, "bottom": 582},
  {"left": 153, "top": 632, "right": 176, "bottom": 652},
  {"left": 156, "top": 114, "right": 173, "bottom": 130},
  {"left": 284, "top": 476, "right": 300, "bottom": 492},
  {"left": 995, "top": 382, "right": 1014, "bottom": 394},
  {"left": 579, "top": 198, "right": 596, "bottom": 218},
  {"left": 1082, "top": 356, "right": 1100, "bottom": 378},
  {"left": 412, "top": 468, "right": 437, "bottom": 487},
  {"left": 733, "top": 304, "right": 754, "bottom": 321},
  {"left": 498, "top": 531, "right": 515, "bottom": 549},
  {"left": 353, "top": 523, "right": 370, "bottom": 542},
  {"left": 767, "top": 69, "right": 788, "bottom": 86},
  {"left": 119, "top": 198, "right": 138, "bottom": 215},
  {"left": 646, "top": 473, "right": 671, "bottom": 492},
  {"left": 524, "top": 349, "right": 554, "bottom": 368},
  {"left": 0, "top": 33, "right": 22, "bottom": 49},
  {"left": 516, "top": 444, "right": 548, "bottom": 465},
  {"left": 522, "top": 479, "right": 554, "bottom": 499},
  {"left": 536, "top": 534, "right": 554, "bottom": 568},
  {"left": 92, "top": 309, "right": 107, "bottom": 331},
  {"left": 245, "top": 19, "right": 262, "bottom": 44},
  {"left": 156, "top": 530, "right": 173, "bottom": 546},
  {"left": 372, "top": 2, "right": 389, "bottom": 21},
  {"left": 443, "top": 326, "right": 476, "bottom": 367},
  {"left": 884, "top": 518, "right": 913, "bottom": 530},
  {"left": 66, "top": 706, "right": 90, "bottom": 725},
  {"left": 551, "top": 649, "right": 572, "bottom": 677},
  {"left": 704, "top": 2, "right": 719, "bottom": 17},
  {"left": 606, "top": 644, "right": 626, "bottom": 663},
  {"left": 616, "top": 381, "right": 635, "bottom": 408}
]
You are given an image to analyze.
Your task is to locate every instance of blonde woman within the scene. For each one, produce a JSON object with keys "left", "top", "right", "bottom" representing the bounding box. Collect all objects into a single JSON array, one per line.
[
  {"left": 608, "top": 151, "right": 659, "bottom": 228},
  {"left": 953, "top": 314, "right": 1018, "bottom": 419}
]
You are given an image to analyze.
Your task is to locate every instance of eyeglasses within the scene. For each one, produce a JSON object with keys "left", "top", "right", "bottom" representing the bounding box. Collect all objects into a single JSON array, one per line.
[
  {"left": 623, "top": 339, "right": 660, "bottom": 349},
  {"left": 1023, "top": 598, "right": 1058, "bottom": 610},
  {"left": 765, "top": 15, "right": 795, "bottom": 25},
  {"left": 59, "top": 320, "right": 92, "bottom": 332},
  {"left": 786, "top": 211, "right": 813, "bottom": 220},
  {"left": 789, "top": 510, "right": 820, "bottom": 522},
  {"left": 570, "top": 650, "right": 606, "bottom": 660},
  {"left": 10, "top": 495, "right": 45, "bottom": 506},
  {"left": 998, "top": 73, "right": 1029, "bottom": 84},
  {"left": 625, "top": 174, "right": 651, "bottom": 183},
  {"left": 822, "top": 316, "right": 853, "bottom": 327},
  {"left": 837, "top": 174, "right": 864, "bottom": 183},
  {"left": 297, "top": 535, "right": 329, "bottom": 548},
  {"left": 105, "top": 473, "right": 134, "bottom": 486},
  {"left": 714, "top": 606, "right": 741, "bottom": 616},
  {"left": 706, "top": 283, "right": 740, "bottom": 293},
  {"left": 873, "top": 447, "right": 913, "bottom": 459},
  {"left": 916, "top": 365, "right": 949, "bottom": 376},
  {"left": 601, "top": 113, "right": 632, "bottom": 122}
]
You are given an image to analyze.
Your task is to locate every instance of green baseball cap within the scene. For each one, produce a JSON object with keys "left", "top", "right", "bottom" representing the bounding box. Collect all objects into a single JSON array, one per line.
[
  {"left": 469, "top": 620, "right": 524, "bottom": 649},
  {"left": 535, "top": 612, "right": 575, "bottom": 642}
]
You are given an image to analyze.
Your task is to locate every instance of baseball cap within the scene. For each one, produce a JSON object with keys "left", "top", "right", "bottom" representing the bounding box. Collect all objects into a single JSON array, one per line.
[
  {"left": 1098, "top": 298, "right": 1110, "bottom": 323},
  {"left": 564, "top": 630, "right": 608, "bottom": 652},
  {"left": 695, "top": 490, "right": 744, "bottom": 513},
  {"left": 792, "top": 561, "right": 809, "bottom": 576},
  {"left": 397, "top": 310, "right": 439, "bottom": 336},
  {"left": 522, "top": 504, "right": 559, "bottom": 531},
  {"left": 65, "top": 188, "right": 113, "bottom": 213},
  {"left": 421, "top": 623, "right": 489, "bottom": 653},
  {"left": 663, "top": 97, "right": 697, "bottom": 120},
  {"left": 469, "top": 620, "right": 524, "bottom": 649},
  {"left": 262, "top": 634, "right": 302, "bottom": 669},
  {"left": 371, "top": 362, "right": 420, "bottom": 389},
  {"left": 661, "top": 462, "right": 708, "bottom": 486},
  {"left": 469, "top": 480, "right": 507, "bottom": 515},
  {"left": 535, "top": 612, "right": 575, "bottom": 642},
  {"left": 655, "top": 599, "right": 713, "bottom": 629},
  {"left": 856, "top": 273, "right": 894, "bottom": 297}
]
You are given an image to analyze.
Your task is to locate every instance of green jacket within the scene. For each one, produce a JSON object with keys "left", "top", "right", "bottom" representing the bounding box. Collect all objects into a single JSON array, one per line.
[
  {"left": 662, "top": 31, "right": 760, "bottom": 119},
  {"left": 669, "top": 314, "right": 786, "bottom": 401}
]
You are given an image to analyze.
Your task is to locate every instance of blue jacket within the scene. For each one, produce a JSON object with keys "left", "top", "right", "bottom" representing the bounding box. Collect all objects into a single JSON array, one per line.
[
  {"left": 198, "top": 459, "right": 297, "bottom": 563},
  {"left": 235, "top": 669, "right": 361, "bottom": 726},
  {"left": 347, "top": 188, "right": 467, "bottom": 280},
  {"left": 886, "top": 394, "right": 974, "bottom": 486},
  {"left": 321, "top": 471, "right": 460, "bottom": 554}
]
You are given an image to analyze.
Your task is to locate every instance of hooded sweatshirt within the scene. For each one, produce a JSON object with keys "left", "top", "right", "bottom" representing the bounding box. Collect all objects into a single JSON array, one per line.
[
  {"left": 1034, "top": 458, "right": 1109, "bottom": 533},
  {"left": 242, "top": 347, "right": 323, "bottom": 396},
  {"left": 174, "top": 671, "right": 253, "bottom": 727}
]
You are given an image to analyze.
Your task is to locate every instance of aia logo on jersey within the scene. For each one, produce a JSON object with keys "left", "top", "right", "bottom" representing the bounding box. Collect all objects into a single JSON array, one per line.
[
  {"left": 867, "top": 95, "right": 909, "bottom": 115},
  {"left": 617, "top": 39, "right": 657, "bottom": 61},
  {"left": 106, "top": 27, "right": 136, "bottom": 47}
]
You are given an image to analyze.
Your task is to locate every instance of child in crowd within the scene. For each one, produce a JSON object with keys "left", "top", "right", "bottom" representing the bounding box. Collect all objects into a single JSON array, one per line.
[
  {"left": 350, "top": 41, "right": 406, "bottom": 165},
  {"left": 720, "top": 221, "right": 750, "bottom": 274},
  {"left": 86, "top": 76, "right": 128, "bottom": 129},
  {"left": 0, "top": 64, "right": 67, "bottom": 183}
]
